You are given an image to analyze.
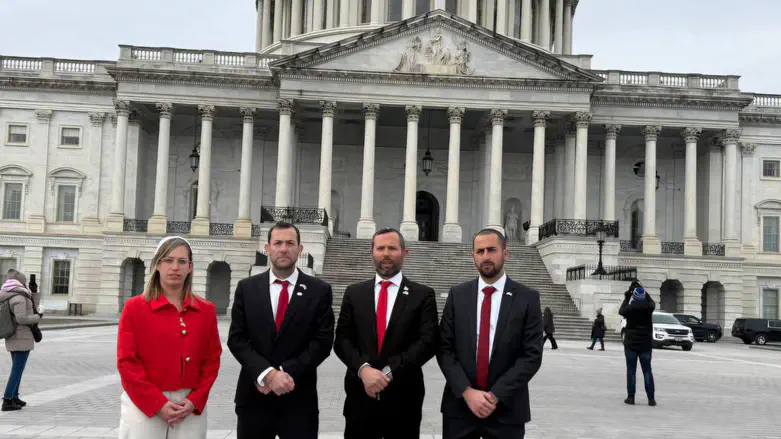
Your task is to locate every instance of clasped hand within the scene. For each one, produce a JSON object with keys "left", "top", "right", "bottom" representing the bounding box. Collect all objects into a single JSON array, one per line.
[
  {"left": 463, "top": 387, "right": 498, "bottom": 419},
  {"left": 359, "top": 366, "right": 390, "bottom": 398},
  {"left": 158, "top": 398, "right": 196, "bottom": 427},
  {"left": 255, "top": 369, "right": 295, "bottom": 396}
]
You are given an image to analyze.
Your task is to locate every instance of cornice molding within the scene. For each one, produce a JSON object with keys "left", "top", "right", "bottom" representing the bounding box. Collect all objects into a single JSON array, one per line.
[
  {"left": 592, "top": 90, "right": 753, "bottom": 111},
  {"left": 105, "top": 66, "right": 276, "bottom": 90},
  {"left": 740, "top": 113, "right": 781, "bottom": 126},
  {"left": 0, "top": 77, "right": 116, "bottom": 95}
]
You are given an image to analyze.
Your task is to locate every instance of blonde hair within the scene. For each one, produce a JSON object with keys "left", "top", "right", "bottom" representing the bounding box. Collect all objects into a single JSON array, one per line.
[{"left": 144, "top": 237, "right": 195, "bottom": 302}]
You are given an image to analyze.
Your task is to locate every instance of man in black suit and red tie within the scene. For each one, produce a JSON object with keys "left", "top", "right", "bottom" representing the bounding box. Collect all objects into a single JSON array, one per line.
[
  {"left": 334, "top": 227, "right": 440, "bottom": 439},
  {"left": 227, "top": 222, "right": 335, "bottom": 439},
  {"left": 437, "top": 229, "right": 543, "bottom": 439}
]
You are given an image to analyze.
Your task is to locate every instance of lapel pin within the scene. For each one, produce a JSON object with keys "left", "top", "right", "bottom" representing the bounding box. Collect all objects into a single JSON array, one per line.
[
  {"left": 506, "top": 292, "right": 513, "bottom": 296},
  {"left": 403, "top": 291, "right": 409, "bottom": 295},
  {"left": 296, "top": 292, "right": 303, "bottom": 296},
  {"left": 300, "top": 284, "right": 307, "bottom": 290}
]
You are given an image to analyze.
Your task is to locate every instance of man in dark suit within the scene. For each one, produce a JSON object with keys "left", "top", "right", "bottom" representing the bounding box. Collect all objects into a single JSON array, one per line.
[
  {"left": 228, "top": 222, "right": 335, "bottom": 439},
  {"left": 437, "top": 228, "right": 543, "bottom": 439},
  {"left": 334, "top": 227, "right": 440, "bottom": 439}
]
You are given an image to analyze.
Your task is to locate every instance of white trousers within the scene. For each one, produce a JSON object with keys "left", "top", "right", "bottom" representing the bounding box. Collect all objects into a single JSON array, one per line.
[{"left": 119, "top": 388, "right": 207, "bottom": 439}]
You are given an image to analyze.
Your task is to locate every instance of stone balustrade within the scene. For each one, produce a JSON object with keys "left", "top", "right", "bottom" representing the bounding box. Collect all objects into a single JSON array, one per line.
[
  {"left": 592, "top": 69, "right": 740, "bottom": 90},
  {"left": 0, "top": 56, "right": 110, "bottom": 77},
  {"left": 749, "top": 94, "right": 781, "bottom": 108},
  {"left": 118, "top": 45, "right": 281, "bottom": 69}
]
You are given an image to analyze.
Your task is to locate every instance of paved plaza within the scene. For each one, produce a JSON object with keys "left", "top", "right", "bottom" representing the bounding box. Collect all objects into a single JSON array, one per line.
[{"left": 0, "top": 322, "right": 778, "bottom": 438}]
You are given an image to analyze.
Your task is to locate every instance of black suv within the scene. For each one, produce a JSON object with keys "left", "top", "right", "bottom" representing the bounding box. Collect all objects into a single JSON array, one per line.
[
  {"left": 732, "top": 318, "right": 781, "bottom": 345},
  {"left": 674, "top": 314, "right": 722, "bottom": 343}
]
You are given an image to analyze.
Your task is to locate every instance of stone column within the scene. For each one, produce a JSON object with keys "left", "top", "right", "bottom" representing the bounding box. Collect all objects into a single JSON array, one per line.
[
  {"left": 527, "top": 110, "right": 549, "bottom": 245},
  {"left": 553, "top": 136, "right": 565, "bottom": 219},
  {"left": 291, "top": 0, "right": 303, "bottom": 35},
  {"left": 496, "top": 0, "right": 508, "bottom": 34},
  {"left": 467, "top": 0, "right": 478, "bottom": 23},
  {"left": 740, "top": 142, "right": 758, "bottom": 256},
  {"left": 82, "top": 112, "right": 106, "bottom": 234},
  {"left": 256, "top": 0, "right": 264, "bottom": 51},
  {"left": 148, "top": 103, "right": 174, "bottom": 235},
  {"left": 554, "top": 0, "right": 564, "bottom": 53},
  {"left": 191, "top": 105, "right": 216, "bottom": 236},
  {"left": 340, "top": 0, "right": 350, "bottom": 25},
  {"left": 602, "top": 124, "right": 620, "bottom": 222},
  {"left": 722, "top": 129, "right": 741, "bottom": 257},
  {"left": 572, "top": 112, "right": 591, "bottom": 220},
  {"left": 313, "top": 0, "right": 324, "bottom": 30},
  {"left": 562, "top": 122, "right": 576, "bottom": 218},
  {"left": 641, "top": 125, "right": 662, "bottom": 254},
  {"left": 234, "top": 108, "right": 256, "bottom": 238},
  {"left": 563, "top": 0, "right": 573, "bottom": 54},
  {"left": 682, "top": 127, "right": 702, "bottom": 255},
  {"left": 325, "top": 0, "right": 335, "bottom": 28},
  {"left": 357, "top": 104, "right": 380, "bottom": 239},
  {"left": 273, "top": 0, "right": 284, "bottom": 42},
  {"left": 105, "top": 100, "right": 131, "bottom": 232},
  {"left": 370, "top": 0, "right": 381, "bottom": 23},
  {"left": 261, "top": 0, "right": 273, "bottom": 48},
  {"left": 538, "top": 0, "right": 550, "bottom": 49},
  {"left": 318, "top": 102, "right": 337, "bottom": 232},
  {"left": 443, "top": 107, "right": 465, "bottom": 243},
  {"left": 274, "top": 100, "right": 294, "bottom": 208},
  {"left": 486, "top": 109, "right": 507, "bottom": 233},
  {"left": 400, "top": 105, "right": 423, "bottom": 241},
  {"left": 483, "top": 0, "right": 495, "bottom": 29}
]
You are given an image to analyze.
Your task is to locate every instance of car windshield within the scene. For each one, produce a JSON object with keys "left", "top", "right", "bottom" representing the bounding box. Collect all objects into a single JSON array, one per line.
[{"left": 653, "top": 314, "right": 682, "bottom": 325}]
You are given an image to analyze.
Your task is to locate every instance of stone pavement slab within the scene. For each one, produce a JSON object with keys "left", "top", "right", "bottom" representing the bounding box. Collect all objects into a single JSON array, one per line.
[{"left": 0, "top": 324, "right": 779, "bottom": 438}]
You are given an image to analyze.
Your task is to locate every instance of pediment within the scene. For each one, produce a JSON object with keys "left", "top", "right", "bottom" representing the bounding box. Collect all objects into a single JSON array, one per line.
[
  {"left": 271, "top": 10, "right": 602, "bottom": 84},
  {"left": 0, "top": 165, "right": 33, "bottom": 177},
  {"left": 49, "top": 167, "right": 86, "bottom": 180}
]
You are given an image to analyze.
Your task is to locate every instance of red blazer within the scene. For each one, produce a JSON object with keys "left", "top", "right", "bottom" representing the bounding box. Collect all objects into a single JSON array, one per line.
[{"left": 117, "top": 294, "right": 222, "bottom": 418}]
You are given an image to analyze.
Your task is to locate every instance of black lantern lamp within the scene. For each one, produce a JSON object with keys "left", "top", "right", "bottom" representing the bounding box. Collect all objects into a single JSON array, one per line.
[
  {"left": 592, "top": 229, "right": 608, "bottom": 277},
  {"left": 189, "top": 112, "right": 200, "bottom": 172},
  {"left": 422, "top": 113, "right": 433, "bottom": 176}
]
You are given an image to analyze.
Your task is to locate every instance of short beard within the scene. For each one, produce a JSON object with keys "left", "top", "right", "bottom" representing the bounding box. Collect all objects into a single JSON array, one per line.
[
  {"left": 271, "top": 258, "right": 296, "bottom": 272},
  {"left": 478, "top": 261, "right": 502, "bottom": 279},
  {"left": 375, "top": 258, "right": 402, "bottom": 278}
]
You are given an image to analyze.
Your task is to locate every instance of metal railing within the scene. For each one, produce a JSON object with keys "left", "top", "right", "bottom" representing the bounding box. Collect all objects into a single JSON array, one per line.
[
  {"left": 566, "top": 264, "right": 638, "bottom": 282},
  {"left": 620, "top": 240, "right": 643, "bottom": 252},
  {"left": 261, "top": 206, "right": 329, "bottom": 226},
  {"left": 209, "top": 223, "right": 234, "bottom": 236},
  {"left": 661, "top": 242, "right": 684, "bottom": 255},
  {"left": 538, "top": 219, "right": 619, "bottom": 241},
  {"left": 166, "top": 221, "right": 191, "bottom": 234},
  {"left": 702, "top": 243, "right": 726, "bottom": 256},
  {"left": 123, "top": 219, "right": 148, "bottom": 232}
]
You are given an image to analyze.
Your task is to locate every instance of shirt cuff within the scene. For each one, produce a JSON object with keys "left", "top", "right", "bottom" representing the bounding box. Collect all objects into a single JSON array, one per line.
[
  {"left": 357, "top": 362, "right": 371, "bottom": 376},
  {"left": 257, "top": 367, "right": 275, "bottom": 387}
]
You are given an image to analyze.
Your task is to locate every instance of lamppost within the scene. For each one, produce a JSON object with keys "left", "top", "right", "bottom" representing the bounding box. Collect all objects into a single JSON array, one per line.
[{"left": 592, "top": 229, "right": 608, "bottom": 277}]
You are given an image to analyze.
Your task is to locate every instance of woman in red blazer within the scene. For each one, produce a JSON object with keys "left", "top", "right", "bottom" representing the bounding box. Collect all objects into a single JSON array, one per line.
[{"left": 117, "top": 236, "right": 222, "bottom": 439}]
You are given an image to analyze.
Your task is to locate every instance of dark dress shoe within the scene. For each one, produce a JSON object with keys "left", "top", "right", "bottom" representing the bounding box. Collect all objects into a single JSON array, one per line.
[
  {"left": 624, "top": 396, "right": 635, "bottom": 405},
  {"left": 12, "top": 397, "right": 26, "bottom": 407},
  {"left": 1, "top": 399, "right": 21, "bottom": 411},
  {"left": 649, "top": 399, "right": 657, "bottom": 407}
]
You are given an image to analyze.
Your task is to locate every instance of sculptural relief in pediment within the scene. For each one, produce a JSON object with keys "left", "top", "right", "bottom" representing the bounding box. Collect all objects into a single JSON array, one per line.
[{"left": 393, "top": 27, "right": 474, "bottom": 76}]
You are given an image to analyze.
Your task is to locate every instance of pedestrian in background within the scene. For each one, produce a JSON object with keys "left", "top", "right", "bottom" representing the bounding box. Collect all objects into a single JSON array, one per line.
[
  {"left": 587, "top": 308, "right": 606, "bottom": 351},
  {"left": 543, "top": 307, "right": 558, "bottom": 350},
  {"left": 619, "top": 281, "right": 656, "bottom": 407},
  {"left": 117, "top": 236, "right": 222, "bottom": 438},
  {"left": 0, "top": 269, "right": 42, "bottom": 411}
]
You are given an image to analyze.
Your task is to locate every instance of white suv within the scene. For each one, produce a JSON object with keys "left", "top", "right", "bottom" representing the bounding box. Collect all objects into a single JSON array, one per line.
[{"left": 618, "top": 311, "right": 695, "bottom": 351}]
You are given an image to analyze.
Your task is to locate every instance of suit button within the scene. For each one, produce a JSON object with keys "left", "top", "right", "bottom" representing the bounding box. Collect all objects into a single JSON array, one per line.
[
  {"left": 185, "top": 357, "right": 191, "bottom": 363},
  {"left": 181, "top": 330, "right": 187, "bottom": 336}
]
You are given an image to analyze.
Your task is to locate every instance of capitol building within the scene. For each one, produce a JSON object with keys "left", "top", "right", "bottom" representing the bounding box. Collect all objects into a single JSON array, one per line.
[{"left": 1, "top": 0, "right": 780, "bottom": 331}]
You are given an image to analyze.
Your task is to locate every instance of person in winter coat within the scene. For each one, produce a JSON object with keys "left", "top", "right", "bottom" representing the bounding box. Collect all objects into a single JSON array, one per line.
[
  {"left": 587, "top": 308, "right": 606, "bottom": 351},
  {"left": 1, "top": 269, "right": 42, "bottom": 411},
  {"left": 543, "top": 307, "right": 558, "bottom": 350},
  {"left": 619, "top": 281, "right": 656, "bottom": 407}
]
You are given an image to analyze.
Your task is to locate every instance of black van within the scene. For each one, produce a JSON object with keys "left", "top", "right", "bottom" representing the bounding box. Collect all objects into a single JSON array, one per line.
[{"left": 732, "top": 318, "right": 781, "bottom": 345}]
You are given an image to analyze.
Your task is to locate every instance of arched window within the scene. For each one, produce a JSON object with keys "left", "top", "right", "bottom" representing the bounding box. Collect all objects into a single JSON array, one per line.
[{"left": 631, "top": 199, "right": 644, "bottom": 246}]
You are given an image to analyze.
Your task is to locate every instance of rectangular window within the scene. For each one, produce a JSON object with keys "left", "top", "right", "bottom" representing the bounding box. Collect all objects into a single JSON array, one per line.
[
  {"left": 0, "top": 258, "right": 17, "bottom": 283},
  {"left": 7, "top": 125, "right": 27, "bottom": 144},
  {"left": 2, "top": 183, "right": 22, "bottom": 220},
  {"left": 60, "top": 127, "right": 81, "bottom": 146},
  {"left": 763, "top": 289, "right": 779, "bottom": 320},
  {"left": 52, "top": 260, "right": 71, "bottom": 295},
  {"left": 763, "top": 160, "right": 780, "bottom": 178},
  {"left": 56, "top": 185, "right": 77, "bottom": 222},
  {"left": 763, "top": 217, "right": 779, "bottom": 252}
]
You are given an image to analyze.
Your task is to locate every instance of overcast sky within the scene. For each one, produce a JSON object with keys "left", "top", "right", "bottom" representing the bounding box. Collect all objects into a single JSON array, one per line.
[{"left": 1, "top": 0, "right": 778, "bottom": 93}]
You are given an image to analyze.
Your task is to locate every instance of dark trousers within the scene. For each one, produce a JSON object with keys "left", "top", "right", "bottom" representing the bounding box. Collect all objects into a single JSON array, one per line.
[
  {"left": 624, "top": 347, "right": 655, "bottom": 399},
  {"left": 543, "top": 332, "right": 558, "bottom": 349},
  {"left": 345, "top": 414, "right": 421, "bottom": 439},
  {"left": 4, "top": 351, "right": 30, "bottom": 400},
  {"left": 589, "top": 337, "right": 605, "bottom": 350},
  {"left": 236, "top": 408, "right": 318, "bottom": 439},
  {"left": 443, "top": 418, "right": 525, "bottom": 439}
]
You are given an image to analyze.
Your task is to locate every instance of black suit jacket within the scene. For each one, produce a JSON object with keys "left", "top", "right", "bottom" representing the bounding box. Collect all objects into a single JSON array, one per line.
[
  {"left": 437, "top": 277, "right": 543, "bottom": 427},
  {"left": 334, "top": 276, "right": 439, "bottom": 419},
  {"left": 227, "top": 269, "right": 335, "bottom": 418}
]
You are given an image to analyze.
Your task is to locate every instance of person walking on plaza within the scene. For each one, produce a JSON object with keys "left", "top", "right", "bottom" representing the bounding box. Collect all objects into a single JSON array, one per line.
[
  {"left": 334, "top": 228, "right": 439, "bottom": 439},
  {"left": 542, "top": 307, "right": 558, "bottom": 350},
  {"left": 1, "top": 269, "right": 42, "bottom": 411},
  {"left": 437, "top": 229, "right": 543, "bottom": 439},
  {"left": 587, "top": 308, "right": 606, "bottom": 351},
  {"left": 117, "top": 236, "right": 222, "bottom": 438},
  {"left": 619, "top": 281, "right": 656, "bottom": 406},
  {"left": 228, "top": 222, "right": 335, "bottom": 439}
]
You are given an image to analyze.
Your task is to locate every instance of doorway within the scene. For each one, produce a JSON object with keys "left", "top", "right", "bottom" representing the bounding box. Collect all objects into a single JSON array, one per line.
[{"left": 416, "top": 191, "right": 439, "bottom": 242}]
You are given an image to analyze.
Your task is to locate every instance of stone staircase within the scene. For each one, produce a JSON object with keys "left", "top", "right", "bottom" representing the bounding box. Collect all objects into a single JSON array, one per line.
[{"left": 317, "top": 238, "right": 621, "bottom": 342}]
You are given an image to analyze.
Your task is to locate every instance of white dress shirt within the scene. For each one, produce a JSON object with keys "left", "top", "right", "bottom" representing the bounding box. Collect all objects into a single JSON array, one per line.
[
  {"left": 258, "top": 268, "right": 300, "bottom": 387},
  {"left": 357, "top": 271, "right": 404, "bottom": 376},
  {"left": 477, "top": 273, "right": 507, "bottom": 361}
]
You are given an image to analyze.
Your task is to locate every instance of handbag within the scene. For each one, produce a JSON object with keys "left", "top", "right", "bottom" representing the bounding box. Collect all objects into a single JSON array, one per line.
[{"left": 30, "top": 323, "right": 42, "bottom": 343}]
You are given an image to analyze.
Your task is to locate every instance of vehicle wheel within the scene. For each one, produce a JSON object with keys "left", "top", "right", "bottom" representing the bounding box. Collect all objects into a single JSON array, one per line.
[
  {"left": 682, "top": 344, "right": 693, "bottom": 351},
  {"left": 742, "top": 338, "right": 752, "bottom": 345},
  {"left": 755, "top": 334, "right": 768, "bottom": 345},
  {"left": 706, "top": 332, "right": 718, "bottom": 343}
]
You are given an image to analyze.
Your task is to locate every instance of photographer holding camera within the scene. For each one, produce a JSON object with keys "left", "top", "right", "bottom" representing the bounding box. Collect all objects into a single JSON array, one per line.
[{"left": 619, "top": 280, "right": 656, "bottom": 407}]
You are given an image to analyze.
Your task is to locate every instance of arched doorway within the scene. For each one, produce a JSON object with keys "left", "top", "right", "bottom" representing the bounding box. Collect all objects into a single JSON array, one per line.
[
  {"left": 206, "top": 261, "right": 231, "bottom": 315},
  {"left": 702, "top": 281, "right": 726, "bottom": 327},
  {"left": 660, "top": 280, "right": 683, "bottom": 313},
  {"left": 630, "top": 199, "right": 644, "bottom": 247},
  {"left": 416, "top": 191, "right": 439, "bottom": 242},
  {"left": 503, "top": 197, "right": 523, "bottom": 244},
  {"left": 119, "top": 258, "right": 145, "bottom": 311}
]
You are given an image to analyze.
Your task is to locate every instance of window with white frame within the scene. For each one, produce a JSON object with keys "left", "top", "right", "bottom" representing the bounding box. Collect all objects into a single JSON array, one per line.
[
  {"left": 51, "top": 260, "right": 71, "bottom": 295},
  {"left": 56, "top": 185, "right": 77, "bottom": 222},
  {"left": 0, "top": 258, "right": 17, "bottom": 283},
  {"left": 763, "top": 216, "right": 779, "bottom": 253},
  {"left": 6, "top": 124, "right": 28, "bottom": 145},
  {"left": 763, "top": 289, "right": 779, "bottom": 320},
  {"left": 190, "top": 182, "right": 198, "bottom": 220},
  {"left": 2, "top": 183, "right": 23, "bottom": 220},
  {"left": 763, "top": 160, "right": 780, "bottom": 178},
  {"left": 59, "top": 127, "right": 81, "bottom": 147}
]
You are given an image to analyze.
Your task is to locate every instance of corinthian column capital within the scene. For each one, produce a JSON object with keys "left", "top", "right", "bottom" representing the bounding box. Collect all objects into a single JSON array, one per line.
[
  {"left": 604, "top": 124, "right": 622, "bottom": 139},
  {"left": 490, "top": 109, "right": 507, "bottom": 125},
  {"left": 320, "top": 101, "right": 337, "bottom": 118},
  {"left": 532, "top": 110, "right": 550, "bottom": 127},
  {"left": 155, "top": 103, "right": 174, "bottom": 117},
  {"left": 362, "top": 103, "right": 380, "bottom": 120},
  {"left": 572, "top": 112, "right": 592, "bottom": 128},
  {"left": 198, "top": 105, "right": 216, "bottom": 120},
  {"left": 447, "top": 107, "right": 465, "bottom": 124},
  {"left": 723, "top": 129, "right": 742, "bottom": 144},
  {"left": 642, "top": 125, "right": 662, "bottom": 141},
  {"left": 681, "top": 127, "right": 702, "bottom": 143},
  {"left": 278, "top": 99, "right": 294, "bottom": 116},
  {"left": 405, "top": 105, "right": 423, "bottom": 122}
]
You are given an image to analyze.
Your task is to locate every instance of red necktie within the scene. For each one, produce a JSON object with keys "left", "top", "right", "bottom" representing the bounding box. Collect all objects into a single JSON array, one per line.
[
  {"left": 476, "top": 286, "right": 496, "bottom": 390},
  {"left": 274, "top": 280, "right": 290, "bottom": 331},
  {"left": 376, "top": 281, "right": 392, "bottom": 352}
]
